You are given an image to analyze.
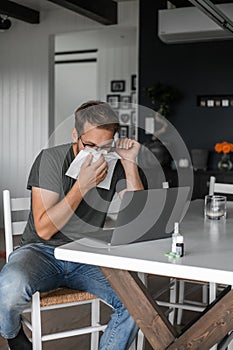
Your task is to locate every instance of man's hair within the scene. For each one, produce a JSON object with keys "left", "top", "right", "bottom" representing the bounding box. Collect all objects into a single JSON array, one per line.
[{"left": 75, "top": 100, "right": 119, "bottom": 136}]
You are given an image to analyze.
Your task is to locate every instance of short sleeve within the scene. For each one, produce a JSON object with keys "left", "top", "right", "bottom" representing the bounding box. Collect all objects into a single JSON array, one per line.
[{"left": 27, "top": 149, "right": 62, "bottom": 194}]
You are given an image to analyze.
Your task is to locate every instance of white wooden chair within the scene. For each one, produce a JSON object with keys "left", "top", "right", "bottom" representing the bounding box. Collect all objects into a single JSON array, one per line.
[
  {"left": 208, "top": 176, "right": 233, "bottom": 196},
  {"left": 3, "top": 189, "right": 108, "bottom": 350},
  {"left": 177, "top": 176, "right": 233, "bottom": 325}
]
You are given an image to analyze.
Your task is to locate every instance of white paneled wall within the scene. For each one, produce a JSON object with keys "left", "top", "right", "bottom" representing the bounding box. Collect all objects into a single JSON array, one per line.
[
  {"left": 98, "top": 41, "right": 137, "bottom": 101},
  {"left": 0, "top": 10, "right": 102, "bottom": 227},
  {"left": 0, "top": 1, "right": 138, "bottom": 227},
  {"left": 55, "top": 26, "right": 137, "bottom": 110}
]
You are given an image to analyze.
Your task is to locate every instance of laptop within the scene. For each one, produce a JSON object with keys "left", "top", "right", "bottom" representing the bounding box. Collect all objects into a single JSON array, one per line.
[{"left": 80, "top": 187, "right": 190, "bottom": 247}]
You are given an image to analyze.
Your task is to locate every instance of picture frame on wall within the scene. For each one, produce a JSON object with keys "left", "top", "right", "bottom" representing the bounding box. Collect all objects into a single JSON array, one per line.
[
  {"left": 111, "top": 80, "right": 125, "bottom": 92},
  {"left": 131, "top": 74, "right": 137, "bottom": 91},
  {"left": 119, "top": 125, "right": 129, "bottom": 138},
  {"left": 131, "top": 91, "right": 137, "bottom": 105},
  {"left": 107, "top": 94, "right": 120, "bottom": 109},
  {"left": 121, "top": 95, "right": 131, "bottom": 109},
  {"left": 131, "top": 110, "right": 136, "bottom": 125},
  {"left": 119, "top": 112, "right": 131, "bottom": 125},
  {"left": 130, "top": 125, "right": 136, "bottom": 139}
]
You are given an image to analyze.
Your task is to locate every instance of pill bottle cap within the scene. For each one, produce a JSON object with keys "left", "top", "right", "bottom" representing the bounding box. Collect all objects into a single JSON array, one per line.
[{"left": 174, "top": 222, "right": 179, "bottom": 234}]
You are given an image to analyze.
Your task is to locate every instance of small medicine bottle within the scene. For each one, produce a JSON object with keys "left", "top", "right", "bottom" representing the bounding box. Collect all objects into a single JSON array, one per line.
[{"left": 176, "top": 234, "right": 184, "bottom": 257}]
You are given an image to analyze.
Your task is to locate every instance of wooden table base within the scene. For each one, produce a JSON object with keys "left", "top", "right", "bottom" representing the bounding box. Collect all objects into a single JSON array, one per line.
[{"left": 101, "top": 267, "right": 233, "bottom": 350}]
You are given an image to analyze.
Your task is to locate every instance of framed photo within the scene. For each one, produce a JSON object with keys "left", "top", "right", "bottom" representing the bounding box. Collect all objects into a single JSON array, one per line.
[
  {"left": 121, "top": 95, "right": 131, "bottom": 109},
  {"left": 111, "top": 80, "right": 125, "bottom": 92},
  {"left": 119, "top": 112, "right": 131, "bottom": 125},
  {"left": 131, "top": 91, "right": 137, "bottom": 105},
  {"left": 131, "top": 74, "right": 137, "bottom": 91},
  {"left": 131, "top": 110, "right": 136, "bottom": 125},
  {"left": 107, "top": 94, "right": 120, "bottom": 109},
  {"left": 119, "top": 125, "right": 129, "bottom": 138},
  {"left": 130, "top": 126, "right": 136, "bottom": 138}
]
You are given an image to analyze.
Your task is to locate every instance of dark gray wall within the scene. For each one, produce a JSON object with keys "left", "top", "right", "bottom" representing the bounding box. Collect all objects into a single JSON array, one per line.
[{"left": 139, "top": 0, "right": 233, "bottom": 157}]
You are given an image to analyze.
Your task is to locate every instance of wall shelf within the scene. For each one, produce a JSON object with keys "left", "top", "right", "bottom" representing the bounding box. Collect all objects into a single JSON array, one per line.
[{"left": 197, "top": 95, "right": 233, "bottom": 108}]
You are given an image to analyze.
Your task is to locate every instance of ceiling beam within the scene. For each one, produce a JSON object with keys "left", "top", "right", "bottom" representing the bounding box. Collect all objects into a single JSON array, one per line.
[
  {"left": 47, "top": 0, "right": 117, "bottom": 25},
  {"left": 0, "top": 0, "right": 40, "bottom": 24},
  {"left": 187, "top": 0, "right": 233, "bottom": 33},
  {"left": 170, "top": 0, "right": 233, "bottom": 7}
]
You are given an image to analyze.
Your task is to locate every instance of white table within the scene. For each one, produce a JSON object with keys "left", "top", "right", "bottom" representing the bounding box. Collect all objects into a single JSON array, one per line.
[{"left": 55, "top": 200, "right": 233, "bottom": 350}]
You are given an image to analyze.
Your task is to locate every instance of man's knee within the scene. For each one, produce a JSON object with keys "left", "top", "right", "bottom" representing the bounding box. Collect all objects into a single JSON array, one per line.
[{"left": 0, "top": 266, "right": 32, "bottom": 308}]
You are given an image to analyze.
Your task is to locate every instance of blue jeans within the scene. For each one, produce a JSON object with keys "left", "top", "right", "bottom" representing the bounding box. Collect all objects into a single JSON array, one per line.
[{"left": 0, "top": 243, "right": 138, "bottom": 349}]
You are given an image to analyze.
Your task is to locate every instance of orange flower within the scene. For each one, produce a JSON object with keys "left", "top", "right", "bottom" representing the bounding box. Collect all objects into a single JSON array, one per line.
[
  {"left": 215, "top": 142, "right": 233, "bottom": 154},
  {"left": 222, "top": 143, "right": 231, "bottom": 153},
  {"left": 215, "top": 143, "right": 222, "bottom": 153}
]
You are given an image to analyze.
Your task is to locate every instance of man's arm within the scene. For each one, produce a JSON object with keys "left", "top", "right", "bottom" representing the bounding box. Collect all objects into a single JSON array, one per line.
[
  {"left": 32, "top": 154, "right": 108, "bottom": 240},
  {"left": 115, "top": 138, "right": 144, "bottom": 197}
]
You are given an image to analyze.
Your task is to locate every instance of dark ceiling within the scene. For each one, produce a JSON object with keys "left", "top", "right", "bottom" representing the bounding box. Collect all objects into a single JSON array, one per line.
[
  {"left": 0, "top": 0, "right": 117, "bottom": 25},
  {"left": 170, "top": 0, "right": 233, "bottom": 7},
  {"left": 1, "top": 0, "right": 233, "bottom": 26}
]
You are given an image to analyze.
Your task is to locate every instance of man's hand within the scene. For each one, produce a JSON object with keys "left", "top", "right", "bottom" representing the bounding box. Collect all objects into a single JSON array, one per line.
[
  {"left": 115, "top": 138, "right": 144, "bottom": 194},
  {"left": 77, "top": 153, "right": 108, "bottom": 194},
  {"left": 115, "top": 138, "right": 141, "bottom": 163}
]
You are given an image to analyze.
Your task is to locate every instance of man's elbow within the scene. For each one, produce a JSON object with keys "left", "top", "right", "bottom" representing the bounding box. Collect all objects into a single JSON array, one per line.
[{"left": 34, "top": 222, "right": 52, "bottom": 240}]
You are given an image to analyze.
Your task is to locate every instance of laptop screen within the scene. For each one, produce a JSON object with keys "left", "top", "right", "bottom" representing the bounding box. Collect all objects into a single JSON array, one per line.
[{"left": 111, "top": 187, "right": 190, "bottom": 245}]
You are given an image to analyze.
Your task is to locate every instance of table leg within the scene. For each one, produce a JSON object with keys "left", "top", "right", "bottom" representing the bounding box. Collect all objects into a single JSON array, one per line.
[
  {"left": 101, "top": 267, "right": 233, "bottom": 350},
  {"left": 168, "top": 288, "right": 233, "bottom": 350},
  {"left": 100, "top": 267, "right": 176, "bottom": 350}
]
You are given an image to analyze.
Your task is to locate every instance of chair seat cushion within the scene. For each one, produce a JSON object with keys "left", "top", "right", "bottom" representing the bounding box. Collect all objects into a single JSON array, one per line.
[{"left": 40, "top": 288, "right": 97, "bottom": 307}]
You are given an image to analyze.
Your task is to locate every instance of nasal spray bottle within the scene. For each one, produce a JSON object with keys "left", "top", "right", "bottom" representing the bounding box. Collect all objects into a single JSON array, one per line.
[{"left": 172, "top": 222, "right": 184, "bottom": 257}]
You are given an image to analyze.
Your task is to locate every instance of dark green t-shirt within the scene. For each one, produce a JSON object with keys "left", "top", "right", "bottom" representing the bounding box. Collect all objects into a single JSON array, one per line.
[{"left": 21, "top": 143, "right": 127, "bottom": 247}]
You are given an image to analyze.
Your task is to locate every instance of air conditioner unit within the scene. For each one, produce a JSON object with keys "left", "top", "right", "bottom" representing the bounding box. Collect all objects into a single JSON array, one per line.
[{"left": 158, "top": 3, "right": 233, "bottom": 43}]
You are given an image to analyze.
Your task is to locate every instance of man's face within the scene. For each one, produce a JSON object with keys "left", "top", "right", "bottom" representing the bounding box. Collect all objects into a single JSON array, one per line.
[{"left": 75, "top": 121, "right": 115, "bottom": 152}]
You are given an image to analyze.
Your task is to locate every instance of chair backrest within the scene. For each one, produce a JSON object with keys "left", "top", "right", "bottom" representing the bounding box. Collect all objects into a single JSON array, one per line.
[
  {"left": 3, "top": 190, "right": 30, "bottom": 262},
  {"left": 209, "top": 176, "right": 233, "bottom": 196}
]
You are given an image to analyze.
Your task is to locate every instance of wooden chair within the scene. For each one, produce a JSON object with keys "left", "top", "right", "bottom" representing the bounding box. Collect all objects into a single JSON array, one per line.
[
  {"left": 177, "top": 176, "right": 233, "bottom": 326},
  {"left": 3, "top": 189, "right": 108, "bottom": 350}
]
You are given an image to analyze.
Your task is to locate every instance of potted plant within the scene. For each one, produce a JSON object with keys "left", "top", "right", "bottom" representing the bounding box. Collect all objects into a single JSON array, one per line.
[{"left": 144, "top": 81, "right": 181, "bottom": 118}]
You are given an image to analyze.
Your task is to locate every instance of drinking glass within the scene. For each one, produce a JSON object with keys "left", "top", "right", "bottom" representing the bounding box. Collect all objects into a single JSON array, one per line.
[{"left": 204, "top": 195, "right": 227, "bottom": 220}]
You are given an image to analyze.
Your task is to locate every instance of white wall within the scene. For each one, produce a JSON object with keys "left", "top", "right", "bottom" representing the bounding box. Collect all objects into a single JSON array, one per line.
[
  {"left": 55, "top": 27, "right": 137, "bottom": 103},
  {"left": 54, "top": 26, "right": 137, "bottom": 145},
  {"left": 54, "top": 58, "right": 98, "bottom": 145},
  {"left": 0, "top": 1, "right": 138, "bottom": 226}
]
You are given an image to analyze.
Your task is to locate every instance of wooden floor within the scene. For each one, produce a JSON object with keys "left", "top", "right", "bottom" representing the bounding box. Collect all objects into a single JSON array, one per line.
[{"left": 0, "top": 229, "right": 200, "bottom": 350}]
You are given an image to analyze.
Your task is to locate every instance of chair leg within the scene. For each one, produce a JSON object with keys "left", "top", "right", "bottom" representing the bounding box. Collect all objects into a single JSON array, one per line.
[
  {"left": 209, "top": 283, "right": 218, "bottom": 350},
  {"left": 209, "top": 282, "right": 217, "bottom": 303},
  {"left": 91, "top": 298, "right": 100, "bottom": 350},
  {"left": 137, "top": 329, "right": 144, "bottom": 350},
  {"left": 177, "top": 280, "right": 185, "bottom": 325},
  {"left": 202, "top": 283, "right": 208, "bottom": 305},
  {"left": 135, "top": 272, "right": 147, "bottom": 350},
  {"left": 168, "top": 278, "right": 177, "bottom": 325},
  {"left": 217, "top": 331, "right": 233, "bottom": 350},
  {"left": 31, "top": 292, "right": 42, "bottom": 350}
]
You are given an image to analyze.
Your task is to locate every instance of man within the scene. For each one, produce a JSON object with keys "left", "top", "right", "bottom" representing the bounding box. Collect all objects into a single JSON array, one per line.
[{"left": 0, "top": 101, "right": 145, "bottom": 350}]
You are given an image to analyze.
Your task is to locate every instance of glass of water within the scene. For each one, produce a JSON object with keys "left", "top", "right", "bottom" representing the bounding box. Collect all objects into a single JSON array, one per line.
[{"left": 204, "top": 195, "right": 227, "bottom": 220}]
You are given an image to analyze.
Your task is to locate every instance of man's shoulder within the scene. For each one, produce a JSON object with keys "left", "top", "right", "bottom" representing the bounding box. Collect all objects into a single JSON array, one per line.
[
  {"left": 32, "top": 143, "right": 73, "bottom": 170},
  {"left": 40, "top": 143, "right": 73, "bottom": 161},
  {"left": 43, "top": 143, "right": 72, "bottom": 155}
]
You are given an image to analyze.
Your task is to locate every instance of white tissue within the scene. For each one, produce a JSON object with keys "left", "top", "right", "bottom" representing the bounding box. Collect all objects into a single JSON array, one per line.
[{"left": 65, "top": 148, "right": 121, "bottom": 190}]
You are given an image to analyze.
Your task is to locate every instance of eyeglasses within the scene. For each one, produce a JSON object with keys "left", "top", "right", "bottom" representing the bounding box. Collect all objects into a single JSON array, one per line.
[{"left": 79, "top": 135, "right": 115, "bottom": 151}]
